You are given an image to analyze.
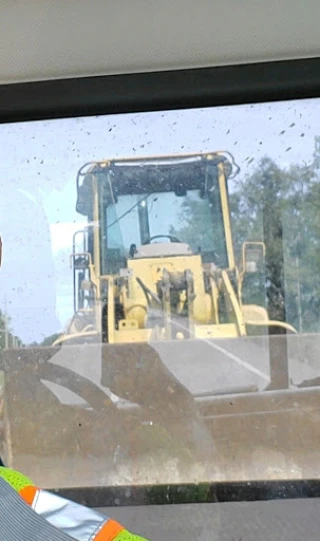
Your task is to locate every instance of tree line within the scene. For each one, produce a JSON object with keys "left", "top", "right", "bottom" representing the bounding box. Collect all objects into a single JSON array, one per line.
[
  {"left": 172, "top": 138, "right": 320, "bottom": 333},
  {"left": 229, "top": 138, "right": 320, "bottom": 333}
]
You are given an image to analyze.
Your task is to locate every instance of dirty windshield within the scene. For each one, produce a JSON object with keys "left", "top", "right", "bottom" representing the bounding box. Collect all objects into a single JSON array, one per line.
[
  {"left": 94, "top": 157, "right": 230, "bottom": 274},
  {"left": 0, "top": 101, "right": 320, "bottom": 505}
]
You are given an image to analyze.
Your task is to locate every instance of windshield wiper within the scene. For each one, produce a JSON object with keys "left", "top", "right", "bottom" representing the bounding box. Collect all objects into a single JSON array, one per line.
[{"left": 107, "top": 193, "right": 151, "bottom": 229}]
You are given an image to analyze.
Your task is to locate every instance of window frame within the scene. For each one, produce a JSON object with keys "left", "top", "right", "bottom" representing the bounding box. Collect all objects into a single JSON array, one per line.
[
  {"left": 2, "top": 57, "right": 320, "bottom": 506},
  {"left": 1, "top": 57, "right": 320, "bottom": 124}
]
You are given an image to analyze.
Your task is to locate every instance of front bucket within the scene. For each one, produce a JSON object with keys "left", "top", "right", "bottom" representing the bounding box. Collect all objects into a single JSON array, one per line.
[{"left": 0, "top": 334, "right": 319, "bottom": 488}]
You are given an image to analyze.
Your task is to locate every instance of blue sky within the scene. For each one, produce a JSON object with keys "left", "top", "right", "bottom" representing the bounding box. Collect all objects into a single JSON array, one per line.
[{"left": 0, "top": 97, "right": 319, "bottom": 342}]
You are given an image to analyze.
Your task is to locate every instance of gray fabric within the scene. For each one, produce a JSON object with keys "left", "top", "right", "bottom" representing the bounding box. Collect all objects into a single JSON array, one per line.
[{"left": 0, "top": 478, "right": 74, "bottom": 541}]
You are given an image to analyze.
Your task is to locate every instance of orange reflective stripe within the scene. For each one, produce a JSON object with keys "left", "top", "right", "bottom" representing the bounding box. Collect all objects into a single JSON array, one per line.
[
  {"left": 94, "top": 519, "right": 124, "bottom": 541},
  {"left": 19, "top": 485, "right": 38, "bottom": 506}
]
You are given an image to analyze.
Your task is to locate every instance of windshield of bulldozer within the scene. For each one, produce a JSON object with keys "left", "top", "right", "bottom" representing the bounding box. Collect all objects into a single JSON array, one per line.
[
  {"left": 97, "top": 157, "right": 230, "bottom": 275},
  {"left": 1, "top": 92, "right": 320, "bottom": 540}
]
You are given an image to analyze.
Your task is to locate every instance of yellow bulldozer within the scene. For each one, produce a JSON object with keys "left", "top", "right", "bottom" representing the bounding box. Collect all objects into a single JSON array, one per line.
[
  {"left": 2, "top": 151, "right": 320, "bottom": 492},
  {"left": 54, "top": 151, "right": 295, "bottom": 348}
]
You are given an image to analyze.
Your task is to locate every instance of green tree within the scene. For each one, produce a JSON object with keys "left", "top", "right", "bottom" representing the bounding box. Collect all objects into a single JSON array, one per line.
[
  {"left": 230, "top": 151, "right": 320, "bottom": 332},
  {"left": 170, "top": 198, "right": 215, "bottom": 250},
  {"left": 169, "top": 143, "right": 320, "bottom": 333},
  {"left": 170, "top": 195, "right": 229, "bottom": 267},
  {"left": 0, "top": 309, "right": 24, "bottom": 349}
]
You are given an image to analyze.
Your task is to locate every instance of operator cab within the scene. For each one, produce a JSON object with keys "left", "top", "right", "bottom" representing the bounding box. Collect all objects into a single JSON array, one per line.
[{"left": 76, "top": 152, "right": 236, "bottom": 275}]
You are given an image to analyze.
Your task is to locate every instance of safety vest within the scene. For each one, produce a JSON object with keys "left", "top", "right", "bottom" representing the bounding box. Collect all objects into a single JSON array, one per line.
[{"left": 0, "top": 467, "right": 148, "bottom": 541}]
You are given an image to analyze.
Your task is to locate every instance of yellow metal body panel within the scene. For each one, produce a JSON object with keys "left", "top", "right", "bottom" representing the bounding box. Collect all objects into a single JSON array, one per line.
[
  {"left": 126, "top": 254, "right": 210, "bottom": 326},
  {"left": 113, "top": 329, "right": 153, "bottom": 343},
  {"left": 217, "top": 161, "right": 235, "bottom": 269},
  {"left": 127, "top": 255, "right": 205, "bottom": 293},
  {"left": 220, "top": 270, "right": 246, "bottom": 336},
  {"left": 193, "top": 323, "right": 239, "bottom": 339}
]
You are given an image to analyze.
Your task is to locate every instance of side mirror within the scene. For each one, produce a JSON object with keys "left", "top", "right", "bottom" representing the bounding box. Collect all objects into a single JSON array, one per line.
[{"left": 242, "top": 242, "right": 265, "bottom": 273}]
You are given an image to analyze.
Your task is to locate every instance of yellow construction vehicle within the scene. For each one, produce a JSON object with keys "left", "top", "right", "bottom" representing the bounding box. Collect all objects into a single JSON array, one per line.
[
  {"left": 3, "top": 152, "right": 320, "bottom": 492},
  {"left": 54, "top": 151, "right": 295, "bottom": 347}
]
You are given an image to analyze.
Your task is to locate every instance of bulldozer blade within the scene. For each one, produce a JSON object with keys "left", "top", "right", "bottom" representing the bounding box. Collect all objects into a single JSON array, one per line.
[{"left": 0, "top": 334, "right": 320, "bottom": 489}]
